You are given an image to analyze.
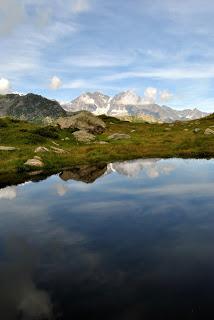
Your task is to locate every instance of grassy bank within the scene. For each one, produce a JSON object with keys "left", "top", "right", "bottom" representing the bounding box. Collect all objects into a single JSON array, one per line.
[{"left": 0, "top": 115, "right": 213, "bottom": 177}]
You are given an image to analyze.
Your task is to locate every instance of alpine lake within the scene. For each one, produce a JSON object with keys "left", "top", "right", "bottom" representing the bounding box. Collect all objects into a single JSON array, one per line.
[{"left": 0, "top": 158, "right": 214, "bottom": 319}]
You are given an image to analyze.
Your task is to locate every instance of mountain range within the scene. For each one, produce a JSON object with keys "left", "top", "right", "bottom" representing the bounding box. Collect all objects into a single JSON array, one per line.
[
  {"left": 0, "top": 92, "right": 209, "bottom": 123},
  {"left": 62, "top": 91, "right": 209, "bottom": 122}
]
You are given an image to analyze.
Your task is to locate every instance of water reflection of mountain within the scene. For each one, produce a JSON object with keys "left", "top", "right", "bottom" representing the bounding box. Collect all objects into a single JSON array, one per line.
[
  {"left": 59, "top": 163, "right": 107, "bottom": 183},
  {"left": 58, "top": 159, "right": 175, "bottom": 184},
  {"left": 0, "top": 159, "right": 176, "bottom": 194}
]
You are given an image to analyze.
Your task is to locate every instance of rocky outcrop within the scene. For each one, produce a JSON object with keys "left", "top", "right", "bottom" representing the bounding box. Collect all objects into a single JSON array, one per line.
[
  {"left": 204, "top": 128, "right": 214, "bottom": 135},
  {"left": 57, "top": 111, "right": 106, "bottom": 134},
  {"left": 72, "top": 130, "right": 95, "bottom": 143},
  {"left": 108, "top": 133, "right": 131, "bottom": 140},
  {"left": 0, "top": 93, "right": 66, "bottom": 121},
  {"left": 61, "top": 91, "right": 209, "bottom": 122}
]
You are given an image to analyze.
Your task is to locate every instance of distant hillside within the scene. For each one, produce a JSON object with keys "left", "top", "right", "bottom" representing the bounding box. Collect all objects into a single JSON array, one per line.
[
  {"left": 62, "top": 91, "right": 209, "bottom": 123},
  {"left": 0, "top": 93, "right": 66, "bottom": 121}
]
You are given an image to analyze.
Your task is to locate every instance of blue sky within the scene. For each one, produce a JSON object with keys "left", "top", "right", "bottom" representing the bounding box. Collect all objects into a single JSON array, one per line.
[{"left": 0, "top": 0, "right": 214, "bottom": 111}]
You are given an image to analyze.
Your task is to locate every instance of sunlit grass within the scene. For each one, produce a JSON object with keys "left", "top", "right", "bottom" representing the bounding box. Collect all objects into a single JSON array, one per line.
[{"left": 0, "top": 115, "right": 213, "bottom": 175}]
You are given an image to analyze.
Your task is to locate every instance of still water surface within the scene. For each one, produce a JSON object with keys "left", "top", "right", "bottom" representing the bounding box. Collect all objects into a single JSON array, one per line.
[{"left": 0, "top": 158, "right": 214, "bottom": 319}]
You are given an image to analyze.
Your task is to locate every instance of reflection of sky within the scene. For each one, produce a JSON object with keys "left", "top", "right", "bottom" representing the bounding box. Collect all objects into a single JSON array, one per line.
[{"left": 0, "top": 159, "right": 214, "bottom": 319}]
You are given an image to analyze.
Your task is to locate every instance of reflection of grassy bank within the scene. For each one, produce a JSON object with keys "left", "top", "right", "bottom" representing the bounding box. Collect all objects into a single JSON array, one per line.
[{"left": 0, "top": 115, "right": 214, "bottom": 176}]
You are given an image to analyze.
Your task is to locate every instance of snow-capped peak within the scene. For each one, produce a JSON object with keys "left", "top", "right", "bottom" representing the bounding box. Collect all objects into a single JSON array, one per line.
[{"left": 113, "top": 90, "right": 141, "bottom": 105}]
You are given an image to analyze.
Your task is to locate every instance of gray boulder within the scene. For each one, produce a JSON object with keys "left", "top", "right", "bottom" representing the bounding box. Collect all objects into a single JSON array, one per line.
[
  {"left": 204, "top": 128, "right": 214, "bottom": 135},
  {"left": 24, "top": 158, "right": 44, "bottom": 167},
  {"left": 57, "top": 111, "right": 106, "bottom": 134},
  {"left": 73, "top": 130, "right": 95, "bottom": 143}
]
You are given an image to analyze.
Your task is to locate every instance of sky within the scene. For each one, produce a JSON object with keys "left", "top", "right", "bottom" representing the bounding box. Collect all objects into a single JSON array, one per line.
[{"left": 0, "top": 0, "right": 214, "bottom": 111}]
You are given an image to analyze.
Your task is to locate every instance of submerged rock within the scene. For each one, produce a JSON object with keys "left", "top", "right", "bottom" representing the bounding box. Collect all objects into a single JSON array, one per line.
[
  {"left": 108, "top": 133, "right": 131, "bottom": 140},
  {"left": 72, "top": 130, "right": 95, "bottom": 143},
  {"left": 57, "top": 111, "right": 106, "bottom": 134}
]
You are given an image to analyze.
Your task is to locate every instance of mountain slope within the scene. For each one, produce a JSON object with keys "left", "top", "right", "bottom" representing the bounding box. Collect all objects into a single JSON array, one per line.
[
  {"left": 0, "top": 93, "right": 66, "bottom": 121},
  {"left": 62, "top": 91, "right": 209, "bottom": 122}
]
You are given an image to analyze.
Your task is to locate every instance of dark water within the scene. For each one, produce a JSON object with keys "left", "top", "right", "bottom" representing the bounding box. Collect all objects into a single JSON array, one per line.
[{"left": 0, "top": 158, "right": 214, "bottom": 320}]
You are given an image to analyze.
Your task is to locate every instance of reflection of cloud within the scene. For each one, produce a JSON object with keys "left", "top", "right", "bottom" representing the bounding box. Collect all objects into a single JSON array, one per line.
[
  {"left": 55, "top": 183, "right": 69, "bottom": 197},
  {"left": 0, "top": 238, "right": 53, "bottom": 320},
  {"left": 0, "top": 186, "right": 16, "bottom": 200},
  {"left": 108, "top": 159, "right": 175, "bottom": 179}
]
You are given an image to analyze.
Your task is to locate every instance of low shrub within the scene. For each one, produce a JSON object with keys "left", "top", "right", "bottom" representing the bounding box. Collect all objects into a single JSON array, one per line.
[
  {"left": 0, "top": 119, "right": 8, "bottom": 128},
  {"left": 32, "top": 126, "right": 59, "bottom": 139}
]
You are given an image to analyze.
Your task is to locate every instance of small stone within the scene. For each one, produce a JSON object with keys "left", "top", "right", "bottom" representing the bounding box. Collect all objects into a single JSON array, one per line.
[
  {"left": 51, "top": 141, "right": 60, "bottom": 146},
  {"left": 108, "top": 133, "right": 131, "bottom": 140},
  {"left": 95, "top": 141, "right": 109, "bottom": 145},
  {"left": 35, "top": 146, "right": 49, "bottom": 153},
  {"left": 193, "top": 128, "right": 200, "bottom": 133},
  {"left": 24, "top": 158, "right": 44, "bottom": 168},
  {"left": 34, "top": 156, "right": 42, "bottom": 160},
  {"left": 184, "top": 129, "right": 189, "bottom": 131},
  {"left": 65, "top": 137, "right": 70, "bottom": 141},
  {"left": 50, "top": 146, "right": 66, "bottom": 154},
  {"left": 131, "top": 130, "right": 136, "bottom": 132},
  {"left": 0, "top": 146, "right": 17, "bottom": 151}
]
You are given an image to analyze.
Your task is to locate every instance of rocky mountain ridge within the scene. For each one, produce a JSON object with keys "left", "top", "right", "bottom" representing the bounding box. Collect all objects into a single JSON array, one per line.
[
  {"left": 62, "top": 91, "right": 209, "bottom": 122},
  {"left": 0, "top": 93, "right": 66, "bottom": 121}
]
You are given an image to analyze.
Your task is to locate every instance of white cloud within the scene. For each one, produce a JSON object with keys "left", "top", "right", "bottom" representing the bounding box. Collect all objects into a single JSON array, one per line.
[
  {"left": 65, "top": 53, "right": 133, "bottom": 68},
  {"left": 159, "top": 90, "right": 173, "bottom": 102},
  {"left": 49, "top": 76, "right": 62, "bottom": 89},
  {"left": 55, "top": 183, "right": 69, "bottom": 196},
  {"left": 0, "top": 0, "right": 25, "bottom": 35},
  {"left": 103, "top": 67, "right": 214, "bottom": 81},
  {"left": 0, "top": 78, "right": 11, "bottom": 94},
  {"left": 142, "top": 87, "right": 157, "bottom": 104},
  {"left": 0, "top": 186, "right": 16, "bottom": 200},
  {"left": 63, "top": 79, "right": 87, "bottom": 89},
  {"left": 70, "top": 0, "right": 91, "bottom": 13}
]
